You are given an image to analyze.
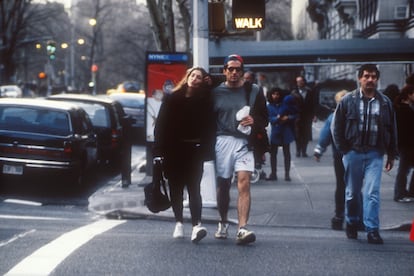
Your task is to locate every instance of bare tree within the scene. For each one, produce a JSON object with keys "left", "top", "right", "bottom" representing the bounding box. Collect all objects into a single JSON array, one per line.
[
  {"left": 0, "top": 0, "right": 31, "bottom": 83},
  {"left": 146, "top": 0, "right": 191, "bottom": 52},
  {"left": 0, "top": 0, "right": 68, "bottom": 85}
]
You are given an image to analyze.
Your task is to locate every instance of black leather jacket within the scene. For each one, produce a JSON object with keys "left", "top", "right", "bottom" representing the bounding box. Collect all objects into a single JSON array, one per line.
[{"left": 332, "top": 89, "right": 397, "bottom": 160}]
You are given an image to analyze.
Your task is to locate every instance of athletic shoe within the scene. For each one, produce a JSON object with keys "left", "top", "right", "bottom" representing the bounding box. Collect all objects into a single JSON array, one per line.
[
  {"left": 191, "top": 224, "right": 207, "bottom": 243},
  {"left": 214, "top": 222, "right": 229, "bottom": 239},
  {"left": 173, "top": 222, "right": 184, "bottom": 238},
  {"left": 236, "top": 227, "right": 256, "bottom": 245}
]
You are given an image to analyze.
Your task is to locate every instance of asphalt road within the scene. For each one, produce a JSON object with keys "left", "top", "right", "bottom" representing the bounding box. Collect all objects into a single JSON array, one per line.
[
  {"left": 1, "top": 212, "right": 413, "bottom": 276},
  {"left": 1, "top": 144, "right": 413, "bottom": 275}
]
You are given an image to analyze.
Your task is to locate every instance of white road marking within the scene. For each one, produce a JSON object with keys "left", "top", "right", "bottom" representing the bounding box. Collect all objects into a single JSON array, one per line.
[
  {"left": 0, "top": 214, "right": 69, "bottom": 221},
  {"left": 0, "top": 229, "right": 36, "bottom": 248},
  {"left": 4, "top": 219, "right": 125, "bottom": 276},
  {"left": 4, "top": 199, "right": 42, "bottom": 206}
]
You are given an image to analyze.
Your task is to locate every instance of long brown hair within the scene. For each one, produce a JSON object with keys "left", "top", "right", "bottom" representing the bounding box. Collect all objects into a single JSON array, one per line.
[{"left": 172, "top": 67, "right": 209, "bottom": 93}]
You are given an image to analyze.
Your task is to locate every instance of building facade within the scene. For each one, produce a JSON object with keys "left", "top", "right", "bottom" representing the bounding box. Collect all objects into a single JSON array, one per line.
[{"left": 292, "top": 0, "right": 414, "bottom": 90}]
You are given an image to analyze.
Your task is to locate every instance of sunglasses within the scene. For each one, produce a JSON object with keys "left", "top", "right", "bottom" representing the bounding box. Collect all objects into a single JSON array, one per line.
[{"left": 226, "top": 67, "right": 242, "bottom": 73}]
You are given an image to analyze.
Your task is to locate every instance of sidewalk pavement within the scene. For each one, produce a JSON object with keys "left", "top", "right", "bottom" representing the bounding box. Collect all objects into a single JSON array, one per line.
[{"left": 88, "top": 122, "right": 414, "bottom": 232}]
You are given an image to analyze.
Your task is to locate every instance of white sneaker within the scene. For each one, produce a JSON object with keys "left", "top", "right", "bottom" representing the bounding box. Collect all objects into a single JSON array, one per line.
[
  {"left": 191, "top": 224, "right": 207, "bottom": 243},
  {"left": 173, "top": 222, "right": 184, "bottom": 238},
  {"left": 214, "top": 222, "right": 229, "bottom": 239},
  {"left": 236, "top": 227, "right": 256, "bottom": 245}
]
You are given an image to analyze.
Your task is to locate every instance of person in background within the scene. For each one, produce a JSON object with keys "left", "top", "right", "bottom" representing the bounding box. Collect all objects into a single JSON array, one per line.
[
  {"left": 243, "top": 71, "right": 256, "bottom": 85},
  {"left": 383, "top": 84, "right": 400, "bottom": 104},
  {"left": 405, "top": 73, "right": 414, "bottom": 86},
  {"left": 332, "top": 64, "right": 398, "bottom": 244},
  {"left": 243, "top": 70, "right": 269, "bottom": 180},
  {"left": 266, "top": 88, "right": 298, "bottom": 182},
  {"left": 213, "top": 54, "right": 268, "bottom": 245},
  {"left": 153, "top": 67, "right": 215, "bottom": 243},
  {"left": 393, "top": 84, "right": 414, "bottom": 202},
  {"left": 315, "top": 90, "right": 365, "bottom": 231},
  {"left": 291, "top": 75, "right": 319, "bottom": 157}
]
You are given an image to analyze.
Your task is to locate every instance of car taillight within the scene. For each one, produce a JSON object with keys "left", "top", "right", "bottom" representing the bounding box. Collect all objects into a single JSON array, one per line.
[
  {"left": 111, "top": 129, "right": 120, "bottom": 148},
  {"left": 63, "top": 141, "right": 73, "bottom": 156}
]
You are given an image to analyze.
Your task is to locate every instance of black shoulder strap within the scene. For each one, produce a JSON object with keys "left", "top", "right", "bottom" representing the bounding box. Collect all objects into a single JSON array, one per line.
[{"left": 244, "top": 82, "right": 260, "bottom": 106}]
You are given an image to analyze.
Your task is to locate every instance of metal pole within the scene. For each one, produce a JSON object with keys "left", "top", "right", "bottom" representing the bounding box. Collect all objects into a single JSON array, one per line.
[
  {"left": 70, "top": 27, "right": 75, "bottom": 90},
  {"left": 193, "top": 0, "right": 209, "bottom": 70},
  {"left": 193, "top": 0, "right": 216, "bottom": 208}
]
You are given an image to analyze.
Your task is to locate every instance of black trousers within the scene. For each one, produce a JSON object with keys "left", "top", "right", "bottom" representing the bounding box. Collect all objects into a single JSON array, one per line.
[
  {"left": 269, "top": 144, "right": 291, "bottom": 176},
  {"left": 166, "top": 143, "right": 204, "bottom": 226},
  {"left": 333, "top": 152, "right": 345, "bottom": 218}
]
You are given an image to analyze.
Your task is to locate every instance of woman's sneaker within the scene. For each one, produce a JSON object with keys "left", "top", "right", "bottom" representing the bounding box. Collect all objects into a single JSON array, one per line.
[
  {"left": 236, "top": 227, "right": 256, "bottom": 245},
  {"left": 214, "top": 222, "right": 229, "bottom": 239},
  {"left": 173, "top": 222, "right": 184, "bottom": 238},
  {"left": 191, "top": 224, "right": 207, "bottom": 243}
]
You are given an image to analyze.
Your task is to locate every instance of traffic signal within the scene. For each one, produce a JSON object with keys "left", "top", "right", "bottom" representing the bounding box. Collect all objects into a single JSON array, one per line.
[
  {"left": 232, "top": 0, "right": 265, "bottom": 30},
  {"left": 209, "top": 1, "right": 226, "bottom": 33},
  {"left": 46, "top": 40, "right": 57, "bottom": 60}
]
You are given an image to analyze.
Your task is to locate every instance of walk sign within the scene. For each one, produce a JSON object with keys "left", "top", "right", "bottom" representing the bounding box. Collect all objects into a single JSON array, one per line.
[{"left": 232, "top": 0, "right": 265, "bottom": 30}]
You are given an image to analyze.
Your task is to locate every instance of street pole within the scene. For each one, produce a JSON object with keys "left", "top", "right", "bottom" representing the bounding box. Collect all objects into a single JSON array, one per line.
[
  {"left": 193, "top": 0, "right": 209, "bottom": 70},
  {"left": 193, "top": 0, "right": 216, "bottom": 208}
]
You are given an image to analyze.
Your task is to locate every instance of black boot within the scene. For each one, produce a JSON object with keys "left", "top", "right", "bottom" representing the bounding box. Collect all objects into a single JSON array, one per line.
[{"left": 266, "top": 173, "right": 277, "bottom": 181}]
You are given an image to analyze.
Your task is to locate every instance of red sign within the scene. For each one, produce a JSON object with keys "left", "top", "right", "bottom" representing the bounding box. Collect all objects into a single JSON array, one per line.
[{"left": 145, "top": 52, "right": 189, "bottom": 142}]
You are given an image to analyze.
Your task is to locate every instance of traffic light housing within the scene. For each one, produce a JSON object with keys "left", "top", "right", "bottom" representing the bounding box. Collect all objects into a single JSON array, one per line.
[
  {"left": 232, "top": 0, "right": 266, "bottom": 30},
  {"left": 46, "top": 40, "right": 56, "bottom": 60}
]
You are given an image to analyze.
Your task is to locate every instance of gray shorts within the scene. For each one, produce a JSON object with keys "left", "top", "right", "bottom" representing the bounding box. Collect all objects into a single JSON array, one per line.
[{"left": 215, "top": 135, "right": 254, "bottom": 179}]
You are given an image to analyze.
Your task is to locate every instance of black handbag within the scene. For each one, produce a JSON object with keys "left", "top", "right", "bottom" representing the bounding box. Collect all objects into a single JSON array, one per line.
[{"left": 144, "top": 160, "right": 171, "bottom": 213}]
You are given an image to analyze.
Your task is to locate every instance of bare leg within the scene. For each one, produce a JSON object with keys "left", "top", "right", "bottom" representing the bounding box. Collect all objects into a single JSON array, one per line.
[
  {"left": 236, "top": 170, "right": 251, "bottom": 228},
  {"left": 216, "top": 177, "right": 231, "bottom": 222}
]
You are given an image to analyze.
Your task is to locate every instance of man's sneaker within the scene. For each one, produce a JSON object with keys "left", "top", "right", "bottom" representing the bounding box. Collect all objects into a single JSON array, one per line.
[
  {"left": 173, "top": 222, "right": 184, "bottom": 239},
  {"left": 191, "top": 224, "right": 207, "bottom": 243},
  {"left": 214, "top": 222, "right": 229, "bottom": 239},
  {"left": 236, "top": 227, "right": 256, "bottom": 245}
]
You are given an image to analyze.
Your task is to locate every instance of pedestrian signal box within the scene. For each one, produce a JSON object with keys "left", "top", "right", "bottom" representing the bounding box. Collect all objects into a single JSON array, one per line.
[{"left": 232, "top": 0, "right": 265, "bottom": 30}]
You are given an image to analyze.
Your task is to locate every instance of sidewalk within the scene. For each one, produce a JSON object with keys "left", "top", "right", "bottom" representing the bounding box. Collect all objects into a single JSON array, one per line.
[{"left": 88, "top": 122, "right": 414, "bottom": 231}]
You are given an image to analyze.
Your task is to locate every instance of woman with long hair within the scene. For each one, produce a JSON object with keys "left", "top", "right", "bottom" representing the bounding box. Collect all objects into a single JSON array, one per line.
[{"left": 153, "top": 67, "right": 215, "bottom": 242}]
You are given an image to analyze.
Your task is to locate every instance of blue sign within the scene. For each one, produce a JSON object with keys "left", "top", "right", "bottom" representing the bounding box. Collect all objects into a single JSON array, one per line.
[{"left": 147, "top": 53, "right": 189, "bottom": 63}]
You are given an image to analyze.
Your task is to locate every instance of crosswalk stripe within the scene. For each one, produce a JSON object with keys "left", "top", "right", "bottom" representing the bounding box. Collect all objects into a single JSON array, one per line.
[{"left": 5, "top": 219, "right": 125, "bottom": 276}]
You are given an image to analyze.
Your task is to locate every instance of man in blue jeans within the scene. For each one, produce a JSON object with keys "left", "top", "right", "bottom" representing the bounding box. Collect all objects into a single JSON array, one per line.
[{"left": 332, "top": 64, "right": 398, "bottom": 244}]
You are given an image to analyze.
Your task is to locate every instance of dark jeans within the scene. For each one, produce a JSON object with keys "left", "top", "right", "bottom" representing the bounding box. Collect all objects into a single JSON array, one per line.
[
  {"left": 295, "top": 119, "right": 312, "bottom": 156},
  {"left": 269, "top": 144, "right": 291, "bottom": 175},
  {"left": 394, "top": 149, "right": 414, "bottom": 200},
  {"left": 333, "top": 152, "right": 345, "bottom": 218}
]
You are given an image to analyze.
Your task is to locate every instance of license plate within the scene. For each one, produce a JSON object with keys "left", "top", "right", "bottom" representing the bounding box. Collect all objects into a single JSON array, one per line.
[{"left": 2, "top": 164, "right": 23, "bottom": 175}]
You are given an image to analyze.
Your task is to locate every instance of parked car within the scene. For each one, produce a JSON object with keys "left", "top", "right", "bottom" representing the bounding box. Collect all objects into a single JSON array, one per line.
[
  {"left": 0, "top": 85, "right": 22, "bottom": 98},
  {"left": 107, "top": 92, "right": 144, "bottom": 141},
  {"left": 0, "top": 98, "right": 97, "bottom": 187},
  {"left": 47, "top": 93, "right": 126, "bottom": 165}
]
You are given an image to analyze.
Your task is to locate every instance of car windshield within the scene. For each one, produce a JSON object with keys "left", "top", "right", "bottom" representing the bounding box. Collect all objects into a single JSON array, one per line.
[
  {"left": 74, "top": 102, "right": 110, "bottom": 128},
  {"left": 0, "top": 106, "right": 70, "bottom": 136}
]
